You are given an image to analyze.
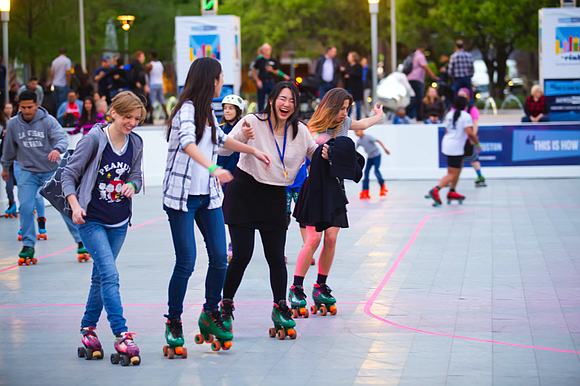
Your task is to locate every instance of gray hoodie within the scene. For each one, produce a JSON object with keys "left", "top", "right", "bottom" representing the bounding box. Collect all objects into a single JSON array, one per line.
[
  {"left": 1, "top": 106, "right": 69, "bottom": 173},
  {"left": 61, "top": 123, "right": 143, "bottom": 213}
]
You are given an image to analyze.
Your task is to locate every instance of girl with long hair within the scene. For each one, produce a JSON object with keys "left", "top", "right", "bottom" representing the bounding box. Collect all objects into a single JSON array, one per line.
[
  {"left": 420, "top": 86, "right": 445, "bottom": 124},
  {"left": 75, "top": 97, "right": 106, "bottom": 135},
  {"left": 162, "top": 57, "right": 270, "bottom": 355},
  {"left": 427, "top": 96, "right": 481, "bottom": 206},
  {"left": 63, "top": 91, "right": 146, "bottom": 365},
  {"left": 289, "top": 87, "right": 383, "bottom": 318},
  {"left": 219, "top": 81, "right": 323, "bottom": 340}
]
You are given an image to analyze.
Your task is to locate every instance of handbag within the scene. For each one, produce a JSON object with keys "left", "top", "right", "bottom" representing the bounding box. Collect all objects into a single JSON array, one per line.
[{"left": 40, "top": 134, "right": 99, "bottom": 219}]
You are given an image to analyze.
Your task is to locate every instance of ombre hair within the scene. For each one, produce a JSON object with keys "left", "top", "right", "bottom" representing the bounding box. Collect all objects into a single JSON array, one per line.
[{"left": 308, "top": 88, "right": 353, "bottom": 134}]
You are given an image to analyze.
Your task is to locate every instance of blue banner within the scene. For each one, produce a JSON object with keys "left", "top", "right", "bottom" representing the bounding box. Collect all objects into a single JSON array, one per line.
[{"left": 438, "top": 123, "right": 580, "bottom": 167}]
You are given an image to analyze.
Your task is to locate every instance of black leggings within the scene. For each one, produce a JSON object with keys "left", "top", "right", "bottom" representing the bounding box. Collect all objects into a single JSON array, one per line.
[{"left": 223, "top": 225, "right": 287, "bottom": 303}]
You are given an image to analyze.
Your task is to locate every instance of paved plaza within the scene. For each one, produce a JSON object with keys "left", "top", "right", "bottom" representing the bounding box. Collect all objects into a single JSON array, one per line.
[{"left": 1, "top": 178, "right": 579, "bottom": 385}]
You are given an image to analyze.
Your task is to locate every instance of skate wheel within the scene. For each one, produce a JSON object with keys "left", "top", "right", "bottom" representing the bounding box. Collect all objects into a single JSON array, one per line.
[
  {"left": 24, "top": 258, "right": 31, "bottom": 266},
  {"left": 194, "top": 334, "right": 204, "bottom": 345},
  {"left": 268, "top": 328, "right": 276, "bottom": 338},
  {"left": 205, "top": 334, "right": 214, "bottom": 343},
  {"left": 181, "top": 347, "right": 188, "bottom": 359},
  {"left": 292, "top": 309, "right": 298, "bottom": 318},
  {"left": 303, "top": 308, "right": 309, "bottom": 318},
  {"left": 310, "top": 305, "right": 317, "bottom": 315},
  {"left": 78, "top": 346, "right": 86, "bottom": 358},
  {"left": 163, "top": 345, "right": 168, "bottom": 356},
  {"left": 459, "top": 201, "right": 463, "bottom": 205},
  {"left": 289, "top": 329, "right": 297, "bottom": 340},
  {"left": 78, "top": 255, "right": 84, "bottom": 263},
  {"left": 277, "top": 329, "right": 286, "bottom": 340},
  {"left": 18, "top": 235, "right": 22, "bottom": 241},
  {"left": 211, "top": 341, "right": 221, "bottom": 351},
  {"left": 37, "top": 234, "right": 40, "bottom": 240},
  {"left": 131, "top": 355, "right": 140, "bottom": 365},
  {"left": 330, "top": 305, "right": 337, "bottom": 315},
  {"left": 120, "top": 354, "right": 130, "bottom": 366},
  {"left": 222, "top": 341, "right": 232, "bottom": 350},
  {"left": 110, "top": 353, "right": 120, "bottom": 365},
  {"left": 320, "top": 304, "right": 328, "bottom": 316},
  {"left": 18, "top": 258, "right": 25, "bottom": 266},
  {"left": 96, "top": 350, "right": 104, "bottom": 359},
  {"left": 168, "top": 347, "right": 175, "bottom": 359},
  {"left": 175, "top": 346, "right": 183, "bottom": 355},
  {"left": 85, "top": 347, "right": 93, "bottom": 360},
  {"left": 31, "top": 258, "right": 37, "bottom": 265},
  {"left": 15, "top": 214, "right": 18, "bottom": 218}
]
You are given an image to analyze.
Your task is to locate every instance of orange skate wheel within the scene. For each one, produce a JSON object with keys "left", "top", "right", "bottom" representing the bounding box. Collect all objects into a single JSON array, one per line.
[
  {"left": 210, "top": 341, "right": 221, "bottom": 351},
  {"left": 310, "top": 305, "right": 317, "bottom": 314},
  {"left": 31, "top": 258, "right": 37, "bottom": 265},
  {"left": 303, "top": 308, "right": 309, "bottom": 318},
  {"left": 37, "top": 234, "right": 40, "bottom": 240},
  {"left": 319, "top": 304, "right": 328, "bottom": 316},
  {"left": 289, "top": 329, "right": 297, "bottom": 340},
  {"left": 277, "top": 329, "right": 286, "bottom": 340},
  {"left": 181, "top": 347, "right": 188, "bottom": 359},
  {"left": 292, "top": 309, "right": 298, "bottom": 318},
  {"left": 163, "top": 346, "right": 168, "bottom": 356},
  {"left": 268, "top": 328, "right": 276, "bottom": 338},
  {"left": 222, "top": 341, "right": 232, "bottom": 350},
  {"left": 18, "top": 258, "right": 25, "bottom": 266},
  {"left": 205, "top": 334, "right": 214, "bottom": 343},
  {"left": 194, "top": 334, "right": 204, "bottom": 344},
  {"left": 175, "top": 347, "right": 183, "bottom": 355},
  {"left": 18, "top": 235, "right": 22, "bottom": 241},
  {"left": 168, "top": 347, "right": 175, "bottom": 359},
  {"left": 78, "top": 255, "right": 84, "bottom": 263},
  {"left": 330, "top": 305, "right": 337, "bottom": 315},
  {"left": 15, "top": 214, "right": 18, "bottom": 218},
  {"left": 287, "top": 328, "right": 295, "bottom": 337}
]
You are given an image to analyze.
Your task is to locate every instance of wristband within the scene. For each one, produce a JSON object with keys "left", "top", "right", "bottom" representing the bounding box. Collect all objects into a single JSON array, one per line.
[
  {"left": 208, "top": 164, "right": 222, "bottom": 174},
  {"left": 476, "top": 143, "right": 482, "bottom": 148},
  {"left": 127, "top": 182, "right": 136, "bottom": 190},
  {"left": 278, "top": 70, "right": 286, "bottom": 78}
]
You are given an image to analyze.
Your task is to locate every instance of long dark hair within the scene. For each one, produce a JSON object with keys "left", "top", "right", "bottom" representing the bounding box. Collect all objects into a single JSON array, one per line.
[
  {"left": 453, "top": 96, "right": 468, "bottom": 125},
  {"left": 256, "top": 81, "right": 300, "bottom": 140},
  {"left": 309, "top": 88, "right": 353, "bottom": 134},
  {"left": 79, "top": 97, "right": 98, "bottom": 126},
  {"left": 166, "top": 58, "right": 222, "bottom": 143}
]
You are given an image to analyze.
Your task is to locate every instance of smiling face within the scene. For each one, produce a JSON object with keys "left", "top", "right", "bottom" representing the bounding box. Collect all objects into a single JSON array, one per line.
[
  {"left": 110, "top": 107, "right": 142, "bottom": 135},
  {"left": 83, "top": 99, "right": 93, "bottom": 113},
  {"left": 223, "top": 104, "right": 237, "bottom": 122},
  {"left": 214, "top": 72, "right": 224, "bottom": 99},
  {"left": 335, "top": 99, "right": 350, "bottom": 123},
  {"left": 271, "top": 88, "right": 295, "bottom": 122}
]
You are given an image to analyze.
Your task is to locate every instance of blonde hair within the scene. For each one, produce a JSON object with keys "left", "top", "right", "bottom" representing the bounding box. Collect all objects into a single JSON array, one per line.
[
  {"left": 110, "top": 91, "right": 146, "bottom": 123},
  {"left": 531, "top": 85, "right": 543, "bottom": 97},
  {"left": 349, "top": 51, "right": 360, "bottom": 63},
  {"left": 422, "top": 86, "right": 440, "bottom": 105},
  {"left": 308, "top": 88, "right": 353, "bottom": 134}
]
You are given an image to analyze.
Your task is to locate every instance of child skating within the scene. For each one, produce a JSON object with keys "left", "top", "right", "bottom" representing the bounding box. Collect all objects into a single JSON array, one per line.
[
  {"left": 162, "top": 58, "right": 270, "bottom": 355},
  {"left": 355, "top": 129, "right": 389, "bottom": 199},
  {"left": 62, "top": 91, "right": 145, "bottom": 365}
]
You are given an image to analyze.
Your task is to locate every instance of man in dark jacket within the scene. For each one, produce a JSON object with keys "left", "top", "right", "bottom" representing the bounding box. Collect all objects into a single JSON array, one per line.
[{"left": 315, "top": 47, "right": 343, "bottom": 100}]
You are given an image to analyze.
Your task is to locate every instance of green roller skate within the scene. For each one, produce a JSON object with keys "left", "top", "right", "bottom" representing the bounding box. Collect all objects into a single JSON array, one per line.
[
  {"left": 269, "top": 300, "right": 297, "bottom": 340},
  {"left": 163, "top": 318, "right": 187, "bottom": 359},
  {"left": 220, "top": 299, "right": 235, "bottom": 332},
  {"left": 77, "top": 242, "right": 91, "bottom": 263},
  {"left": 18, "top": 246, "right": 37, "bottom": 266},
  {"left": 475, "top": 175, "right": 487, "bottom": 187},
  {"left": 194, "top": 310, "right": 233, "bottom": 351},
  {"left": 288, "top": 285, "right": 309, "bottom": 318},
  {"left": 311, "top": 283, "right": 338, "bottom": 316}
]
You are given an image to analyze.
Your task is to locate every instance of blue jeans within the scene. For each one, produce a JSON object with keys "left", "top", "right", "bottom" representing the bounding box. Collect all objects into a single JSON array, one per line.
[
  {"left": 257, "top": 81, "right": 275, "bottom": 111},
  {"left": 78, "top": 221, "right": 129, "bottom": 335},
  {"left": 319, "top": 82, "right": 335, "bottom": 101},
  {"left": 63, "top": 214, "right": 82, "bottom": 243},
  {"left": 453, "top": 76, "right": 472, "bottom": 98},
  {"left": 362, "top": 155, "right": 385, "bottom": 191},
  {"left": 54, "top": 85, "right": 70, "bottom": 111},
  {"left": 18, "top": 170, "right": 53, "bottom": 247},
  {"left": 165, "top": 195, "right": 227, "bottom": 318},
  {"left": 14, "top": 161, "right": 45, "bottom": 218}
]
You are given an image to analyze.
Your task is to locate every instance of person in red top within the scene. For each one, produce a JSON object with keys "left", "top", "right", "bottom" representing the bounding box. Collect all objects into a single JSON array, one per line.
[
  {"left": 57, "top": 89, "right": 83, "bottom": 127},
  {"left": 522, "top": 85, "right": 549, "bottom": 123}
]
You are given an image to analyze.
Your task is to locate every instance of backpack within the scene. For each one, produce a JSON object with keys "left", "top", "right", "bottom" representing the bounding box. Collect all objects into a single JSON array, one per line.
[{"left": 402, "top": 52, "right": 415, "bottom": 75}]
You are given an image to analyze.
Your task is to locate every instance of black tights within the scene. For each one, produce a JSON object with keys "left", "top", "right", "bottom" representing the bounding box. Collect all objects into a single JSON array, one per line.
[{"left": 223, "top": 225, "right": 287, "bottom": 303}]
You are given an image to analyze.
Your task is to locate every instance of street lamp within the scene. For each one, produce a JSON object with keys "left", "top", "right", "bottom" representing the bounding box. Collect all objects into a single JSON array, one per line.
[
  {"left": 1, "top": 0, "right": 9, "bottom": 107},
  {"left": 79, "top": 0, "right": 86, "bottom": 72},
  {"left": 390, "top": 0, "right": 396, "bottom": 74},
  {"left": 369, "top": 0, "right": 379, "bottom": 111},
  {"left": 117, "top": 15, "right": 135, "bottom": 63}
]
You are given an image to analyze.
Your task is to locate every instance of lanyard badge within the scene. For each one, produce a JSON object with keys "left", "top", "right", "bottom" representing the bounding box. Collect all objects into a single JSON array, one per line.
[{"left": 268, "top": 119, "right": 288, "bottom": 179}]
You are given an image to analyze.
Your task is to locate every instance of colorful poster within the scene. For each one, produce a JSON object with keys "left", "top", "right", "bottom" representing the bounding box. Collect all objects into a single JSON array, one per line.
[{"left": 190, "top": 35, "right": 221, "bottom": 61}]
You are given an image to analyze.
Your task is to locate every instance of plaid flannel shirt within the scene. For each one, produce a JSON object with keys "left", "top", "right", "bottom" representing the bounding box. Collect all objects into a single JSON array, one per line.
[
  {"left": 163, "top": 101, "right": 227, "bottom": 212},
  {"left": 448, "top": 50, "right": 474, "bottom": 79}
]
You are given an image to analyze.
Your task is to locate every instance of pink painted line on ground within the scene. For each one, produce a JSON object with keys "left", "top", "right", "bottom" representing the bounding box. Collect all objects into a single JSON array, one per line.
[
  {"left": 363, "top": 206, "right": 580, "bottom": 354},
  {"left": 0, "top": 301, "right": 367, "bottom": 308},
  {"left": 0, "top": 217, "right": 167, "bottom": 274}
]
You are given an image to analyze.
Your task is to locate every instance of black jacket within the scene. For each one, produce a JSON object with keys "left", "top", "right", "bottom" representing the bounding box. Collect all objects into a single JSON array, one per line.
[
  {"left": 293, "top": 137, "right": 364, "bottom": 228},
  {"left": 344, "top": 63, "right": 364, "bottom": 101},
  {"left": 315, "top": 55, "right": 341, "bottom": 86}
]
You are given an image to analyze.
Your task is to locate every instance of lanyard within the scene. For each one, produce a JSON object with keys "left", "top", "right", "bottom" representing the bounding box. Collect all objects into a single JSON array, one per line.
[{"left": 268, "top": 118, "right": 288, "bottom": 179}]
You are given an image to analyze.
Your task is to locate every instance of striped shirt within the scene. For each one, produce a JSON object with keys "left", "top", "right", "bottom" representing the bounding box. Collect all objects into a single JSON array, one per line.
[
  {"left": 162, "top": 101, "right": 227, "bottom": 212},
  {"left": 448, "top": 50, "right": 474, "bottom": 79}
]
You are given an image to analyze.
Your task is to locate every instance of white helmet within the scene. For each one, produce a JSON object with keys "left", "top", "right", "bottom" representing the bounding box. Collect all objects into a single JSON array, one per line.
[{"left": 222, "top": 94, "right": 244, "bottom": 111}]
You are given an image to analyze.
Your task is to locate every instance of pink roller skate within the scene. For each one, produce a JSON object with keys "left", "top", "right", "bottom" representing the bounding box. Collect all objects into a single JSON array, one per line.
[
  {"left": 78, "top": 327, "right": 104, "bottom": 360},
  {"left": 111, "top": 332, "right": 141, "bottom": 366}
]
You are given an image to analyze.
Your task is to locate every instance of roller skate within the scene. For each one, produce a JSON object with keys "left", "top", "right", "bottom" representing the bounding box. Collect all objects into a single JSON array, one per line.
[
  {"left": 194, "top": 310, "right": 233, "bottom": 351},
  {"left": 288, "top": 285, "right": 309, "bottom": 318},
  {"left": 163, "top": 318, "right": 187, "bottom": 359},
  {"left": 428, "top": 187, "right": 442, "bottom": 207},
  {"left": 18, "top": 246, "right": 37, "bottom": 266},
  {"left": 220, "top": 298, "right": 235, "bottom": 332},
  {"left": 4, "top": 201, "right": 17, "bottom": 218},
  {"left": 269, "top": 300, "right": 297, "bottom": 340},
  {"left": 227, "top": 243, "right": 233, "bottom": 264},
  {"left": 311, "top": 283, "right": 337, "bottom": 316},
  {"left": 379, "top": 184, "right": 388, "bottom": 197},
  {"left": 359, "top": 190, "right": 370, "bottom": 200},
  {"left": 36, "top": 217, "right": 47, "bottom": 240},
  {"left": 447, "top": 191, "right": 465, "bottom": 205},
  {"left": 77, "top": 242, "right": 91, "bottom": 262},
  {"left": 475, "top": 175, "right": 487, "bottom": 187},
  {"left": 17, "top": 229, "right": 22, "bottom": 241},
  {"left": 77, "top": 327, "right": 104, "bottom": 360},
  {"left": 111, "top": 332, "right": 141, "bottom": 366}
]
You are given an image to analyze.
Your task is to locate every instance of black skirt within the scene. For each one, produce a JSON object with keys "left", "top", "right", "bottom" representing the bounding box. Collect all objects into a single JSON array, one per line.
[{"left": 223, "top": 168, "right": 287, "bottom": 231}]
